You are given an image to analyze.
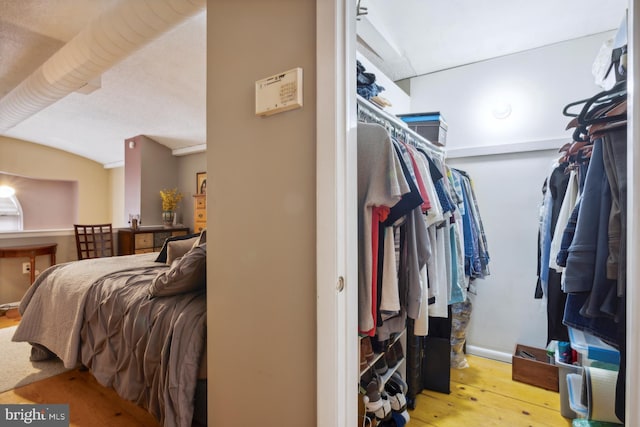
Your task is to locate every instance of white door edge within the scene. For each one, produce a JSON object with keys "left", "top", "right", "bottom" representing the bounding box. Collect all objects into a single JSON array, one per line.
[
  {"left": 627, "top": 2, "right": 639, "bottom": 425},
  {"left": 316, "top": 0, "right": 358, "bottom": 426}
]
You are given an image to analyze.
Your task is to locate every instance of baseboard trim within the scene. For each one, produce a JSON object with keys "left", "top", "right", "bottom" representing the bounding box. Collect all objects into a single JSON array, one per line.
[{"left": 466, "top": 345, "right": 513, "bottom": 363}]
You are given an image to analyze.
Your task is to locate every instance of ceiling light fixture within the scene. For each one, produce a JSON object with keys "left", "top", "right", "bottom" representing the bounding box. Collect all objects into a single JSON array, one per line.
[
  {"left": 492, "top": 102, "right": 512, "bottom": 119},
  {"left": 0, "top": 0, "right": 205, "bottom": 132}
]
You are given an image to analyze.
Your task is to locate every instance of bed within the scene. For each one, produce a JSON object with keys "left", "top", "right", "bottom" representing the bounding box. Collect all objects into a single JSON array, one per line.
[{"left": 11, "top": 234, "right": 207, "bottom": 427}]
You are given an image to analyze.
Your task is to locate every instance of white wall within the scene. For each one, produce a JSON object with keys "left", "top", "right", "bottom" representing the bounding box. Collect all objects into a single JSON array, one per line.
[
  {"left": 449, "top": 151, "right": 559, "bottom": 357},
  {"left": 408, "top": 34, "right": 616, "bottom": 358},
  {"left": 410, "top": 32, "right": 615, "bottom": 151}
]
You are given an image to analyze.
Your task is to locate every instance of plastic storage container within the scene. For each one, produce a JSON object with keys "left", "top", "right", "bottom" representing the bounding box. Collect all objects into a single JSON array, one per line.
[
  {"left": 555, "top": 344, "right": 582, "bottom": 419},
  {"left": 567, "top": 372, "right": 588, "bottom": 418},
  {"left": 568, "top": 327, "right": 620, "bottom": 367},
  {"left": 555, "top": 328, "right": 621, "bottom": 420}
]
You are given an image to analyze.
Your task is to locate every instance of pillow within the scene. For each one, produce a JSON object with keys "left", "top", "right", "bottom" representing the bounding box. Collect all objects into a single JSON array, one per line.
[
  {"left": 192, "top": 228, "right": 207, "bottom": 247},
  {"left": 155, "top": 232, "right": 199, "bottom": 263},
  {"left": 149, "top": 243, "right": 207, "bottom": 297},
  {"left": 166, "top": 236, "right": 199, "bottom": 264}
]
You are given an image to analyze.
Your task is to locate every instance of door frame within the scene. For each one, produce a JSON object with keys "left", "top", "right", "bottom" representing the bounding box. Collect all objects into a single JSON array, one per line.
[
  {"left": 317, "top": 1, "right": 640, "bottom": 425},
  {"left": 316, "top": 0, "right": 357, "bottom": 426},
  {"left": 627, "top": 2, "right": 639, "bottom": 424}
]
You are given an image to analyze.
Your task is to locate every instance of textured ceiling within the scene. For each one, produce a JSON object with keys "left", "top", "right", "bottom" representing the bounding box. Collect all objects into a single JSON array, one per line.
[
  {"left": 0, "top": 0, "right": 205, "bottom": 167},
  {"left": 0, "top": 1, "right": 630, "bottom": 166}
]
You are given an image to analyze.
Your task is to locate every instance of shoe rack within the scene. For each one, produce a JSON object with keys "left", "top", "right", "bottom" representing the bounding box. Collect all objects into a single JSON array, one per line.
[
  {"left": 360, "top": 331, "right": 405, "bottom": 384},
  {"left": 358, "top": 330, "right": 407, "bottom": 426}
]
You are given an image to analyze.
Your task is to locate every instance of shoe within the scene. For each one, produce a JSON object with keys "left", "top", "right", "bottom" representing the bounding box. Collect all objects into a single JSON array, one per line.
[
  {"left": 385, "top": 378, "right": 407, "bottom": 413},
  {"left": 390, "top": 339, "right": 404, "bottom": 360},
  {"left": 389, "top": 372, "right": 408, "bottom": 395},
  {"left": 370, "top": 335, "right": 388, "bottom": 354},
  {"left": 384, "top": 342, "right": 398, "bottom": 368},
  {"left": 362, "top": 375, "right": 392, "bottom": 422},
  {"left": 374, "top": 355, "right": 388, "bottom": 375},
  {"left": 361, "top": 336, "right": 374, "bottom": 362},
  {"left": 360, "top": 368, "right": 373, "bottom": 389},
  {"left": 391, "top": 410, "right": 410, "bottom": 426},
  {"left": 378, "top": 391, "right": 393, "bottom": 422}
]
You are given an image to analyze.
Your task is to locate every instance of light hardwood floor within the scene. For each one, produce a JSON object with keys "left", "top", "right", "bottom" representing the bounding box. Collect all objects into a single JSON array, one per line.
[
  {"left": 409, "top": 354, "right": 572, "bottom": 427},
  {"left": 0, "top": 314, "right": 160, "bottom": 426},
  {"left": 0, "top": 369, "right": 160, "bottom": 427},
  {"left": 2, "top": 315, "right": 570, "bottom": 426},
  {"left": 0, "top": 313, "right": 20, "bottom": 329}
]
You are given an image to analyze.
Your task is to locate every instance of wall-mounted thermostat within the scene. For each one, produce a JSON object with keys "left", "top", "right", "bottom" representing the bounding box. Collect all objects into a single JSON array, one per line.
[{"left": 255, "top": 67, "right": 303, "bottom": 116}]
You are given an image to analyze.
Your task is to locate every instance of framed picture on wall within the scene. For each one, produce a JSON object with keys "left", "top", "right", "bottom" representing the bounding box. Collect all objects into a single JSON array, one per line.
[{"left": 196, "top": 172, "right": 207, "bottom": 195}]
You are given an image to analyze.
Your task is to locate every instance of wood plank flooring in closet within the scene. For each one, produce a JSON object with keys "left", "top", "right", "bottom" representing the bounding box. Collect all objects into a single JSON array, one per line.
[{"left": 410, "top": 355, "right": 572, "bottom": 427}]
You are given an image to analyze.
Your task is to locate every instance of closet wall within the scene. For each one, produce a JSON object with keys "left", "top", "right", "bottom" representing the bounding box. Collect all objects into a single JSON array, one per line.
[
  {"left": 407, "top": 32, "right": 615, "bottom": 152},
  {"left": 403, "top": 32, "right": 616, "bottom": 358}
]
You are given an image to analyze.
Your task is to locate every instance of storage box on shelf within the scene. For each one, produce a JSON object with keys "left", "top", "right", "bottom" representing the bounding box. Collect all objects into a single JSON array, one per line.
[{"left": 397, "top": 112, "right": 448, "bottom": 146}]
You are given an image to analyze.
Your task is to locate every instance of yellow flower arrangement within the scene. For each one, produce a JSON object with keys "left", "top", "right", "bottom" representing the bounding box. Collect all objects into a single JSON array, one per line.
[{"left": 160, "top": 188, "right": 183, "bottom": 211}]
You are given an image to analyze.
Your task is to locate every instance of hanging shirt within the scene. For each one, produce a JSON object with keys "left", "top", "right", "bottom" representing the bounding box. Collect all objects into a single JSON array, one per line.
[
  {"left": 383, "top": 141, "right": 424, "bottom": 226},
  {"left": 453, "top": 170, "right": 481, "bottom": 277},
  {"left": 449, "top": 208, "right": 468, "bottom": 304},
  {"left": 463, "top": 171, "right": 491, "bottom": 276},
  {"left": 564, "top": 141, "right": 605, "bottom": 294},
  {"left": 375, "top": 141, "right": 432, "bottom": 340},
  {"left": 431, "top": 159, "right": 456, "bottom": 215},
  {"left": 357, "top": 122, "right": 409, "bottom": 335},
  {"left": 380, "top": 226, "right": 401, "bottom": 318},
  {"left": 549, "top": 169, "right": 579, "bottom": 272},
  {"left": 407, "top": 145, "right": 444, "bottom": 227},
  {"left": 536, "top": 161, "right": 561, "bottom": 298},
  {"left": 429, "top": 225, "right": 450, "bottom": 318},
  {"left": 402, "top": 142, "right": 431, "bottom": 213}
]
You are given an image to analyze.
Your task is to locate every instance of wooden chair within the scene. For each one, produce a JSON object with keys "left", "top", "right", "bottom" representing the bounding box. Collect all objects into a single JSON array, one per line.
[{"left": 74, "top": 224, "right": 114, "bottom": 260}]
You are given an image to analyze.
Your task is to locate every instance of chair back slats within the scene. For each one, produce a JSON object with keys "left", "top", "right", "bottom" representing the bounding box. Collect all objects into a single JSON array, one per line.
[{"left": 74, "top": 224, "right": 114, "bottom": 260}]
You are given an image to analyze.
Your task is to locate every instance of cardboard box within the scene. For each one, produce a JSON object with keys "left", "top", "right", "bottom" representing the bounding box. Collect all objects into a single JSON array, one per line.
[{"left": 512, "top": 344, "right": 559, "bottom": 392}]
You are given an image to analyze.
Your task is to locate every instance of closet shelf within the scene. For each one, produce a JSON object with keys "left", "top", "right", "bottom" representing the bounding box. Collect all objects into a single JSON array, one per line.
[
  {"left": 359, "top": 357, "right": 405, "bottom": 395},
  {"left": 357, "top": 95, "right": 445, "bottom": 159},
  {"left": 359, "top": 329, "right": 405, "bottom": 378}
]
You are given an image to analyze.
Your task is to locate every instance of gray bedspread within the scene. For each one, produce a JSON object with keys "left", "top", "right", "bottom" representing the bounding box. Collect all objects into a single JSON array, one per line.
[{"left": 12, "top": 253, "right": 206, "bottom": 427}]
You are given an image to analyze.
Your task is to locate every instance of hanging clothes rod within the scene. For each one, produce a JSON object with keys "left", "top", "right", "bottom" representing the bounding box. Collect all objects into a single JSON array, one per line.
[{"left": 356, "top": 95, "right": 445, "bottom": 158}]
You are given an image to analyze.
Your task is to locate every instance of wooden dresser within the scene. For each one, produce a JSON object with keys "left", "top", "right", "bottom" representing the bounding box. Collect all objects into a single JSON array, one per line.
[
  {"left": 118, "top": 226, "right": 190, "bottom": 255},
  {"left": 194, "top": 194, "right": 206, "bottom": 233}
]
